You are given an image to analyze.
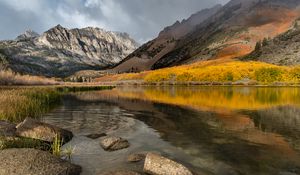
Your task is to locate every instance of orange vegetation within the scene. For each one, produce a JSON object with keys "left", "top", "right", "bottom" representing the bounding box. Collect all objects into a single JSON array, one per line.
[{"left": 96, "top": 60, "right": 300, "bottom": 85}]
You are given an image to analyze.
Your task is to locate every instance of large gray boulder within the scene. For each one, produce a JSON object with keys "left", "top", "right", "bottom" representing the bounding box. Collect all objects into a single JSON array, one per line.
[
  {"left": 0, "top": 148, "right": 81, "bottom": 175},
  {"left": 100, "top": 136, "right": 129, "bottom": 151},
  {"left": 16, "top": 117, "right": 73, "bottom": 143},
  {"left": 143, "top": 153, "right": 193, "bottom": 175},
  {"left": 0, "top": 120, "right": 16, "bottom": 137}
]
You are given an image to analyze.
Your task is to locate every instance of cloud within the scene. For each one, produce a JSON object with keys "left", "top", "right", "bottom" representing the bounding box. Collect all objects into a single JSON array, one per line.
[{"left": 0, "top": 0, "right": 229, "bottom": 43}]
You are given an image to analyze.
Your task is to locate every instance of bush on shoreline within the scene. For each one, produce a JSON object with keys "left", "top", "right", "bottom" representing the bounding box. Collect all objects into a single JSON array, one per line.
[
  {"left": 95, "top": 60, "right": 300, "bottom": 85},
  {"left": 104, "top": 61, "right": 299, "bottom": 85}
]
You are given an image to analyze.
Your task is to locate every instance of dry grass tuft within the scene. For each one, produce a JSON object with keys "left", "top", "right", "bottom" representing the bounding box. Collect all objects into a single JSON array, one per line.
[{"left": 0, "top": 70, "right": 59, "bottom": 86}]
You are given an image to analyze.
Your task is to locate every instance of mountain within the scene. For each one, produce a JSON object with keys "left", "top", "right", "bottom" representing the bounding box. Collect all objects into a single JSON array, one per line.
[
  {"left": 16, "top": 30, "right": 40, "bottom": 41},
  {"left": 0, "top": 25, "right": 139, "bottom": 77},
  {"left": 242, "top": 19, "right": 300, "bottom": 65},
  {"left": 112, "top": 4, "right": 222, "bottom": 73},
  {"left": 113, "top": 0, "right": 300, "bottom": 73}
]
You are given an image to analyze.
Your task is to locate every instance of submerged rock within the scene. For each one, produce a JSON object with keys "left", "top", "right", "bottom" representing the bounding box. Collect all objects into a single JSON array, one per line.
[
  {"left": 100, "top": 136, "right": 129, "bottom": 151},
  {"left": 143, "top": 153, "right": 193, "bottom": 175},
  {"left": 127, "top": 153, "right": 146, "bottom": 162},
  {"left": 86, "top": 133, "right": 107, "bottom": 139},
  {"left": 16, "top": 117, "right": 73, "bottom": 143},
  {"left": 0, "top": 120, "right": 16, "bottom": 137},
  {"left": 99, "top": 170, "right": 141, "bottom": 175},
  {"left": 127, "top": 151, "right": 161, "bottom": 163},
  {"left": 0, "top": 148, "right": 81, "bottom": 175}
]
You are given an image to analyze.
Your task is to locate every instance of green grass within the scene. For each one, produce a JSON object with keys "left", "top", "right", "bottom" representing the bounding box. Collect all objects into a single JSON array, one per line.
[
  {"left": 51, "top": 134, "right": 63, "bottom": 157},
  {"left": 0, "top": 136, "right": 50, "bottom": 150}
]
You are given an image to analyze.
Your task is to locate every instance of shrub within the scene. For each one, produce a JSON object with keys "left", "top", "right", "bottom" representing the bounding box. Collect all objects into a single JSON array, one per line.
[
  {"left": 176, "top": 72, "right": 194, "bottom": 82},
  {"left": 225, "top": 72, "right": 234, "bottom": 81},
  {"left": 255, "top": 67, "right": 283, "bottom": 83},
  {"left": 289, "top": 67, "right": 300, "bottom": 82}
]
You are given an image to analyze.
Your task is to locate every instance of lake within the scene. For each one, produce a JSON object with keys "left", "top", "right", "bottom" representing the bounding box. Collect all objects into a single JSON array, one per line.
[{"left": 41, "top": 86, "right": 300, "bottom": 175}]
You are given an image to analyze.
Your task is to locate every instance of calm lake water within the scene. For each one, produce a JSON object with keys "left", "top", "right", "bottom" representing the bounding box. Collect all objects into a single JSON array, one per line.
[{"left": 41, "top": 86, "right": 300, "bottom": 175}]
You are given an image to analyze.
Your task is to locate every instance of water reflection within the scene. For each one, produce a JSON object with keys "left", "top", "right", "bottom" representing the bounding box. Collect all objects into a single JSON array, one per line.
[
  {"left": 42, "top": 86, "right": 300, "bottom": 175},
  {"left": 105, "top": 86, "right": 300, "bottom": 110}
]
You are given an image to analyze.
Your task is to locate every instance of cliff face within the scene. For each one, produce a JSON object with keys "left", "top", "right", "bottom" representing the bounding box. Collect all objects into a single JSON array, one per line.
[{"left": 0, "top": 25, "right": 139, "bottom": 77}]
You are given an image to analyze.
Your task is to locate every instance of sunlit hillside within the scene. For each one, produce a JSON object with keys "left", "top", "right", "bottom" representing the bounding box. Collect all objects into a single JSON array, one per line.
[{"left": 96, "top": 60, "right": 300, "bottom": 85}]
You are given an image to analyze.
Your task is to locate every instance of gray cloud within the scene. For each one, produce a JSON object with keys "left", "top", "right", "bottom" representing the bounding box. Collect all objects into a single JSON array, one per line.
[{"left": 0, "top": 0, "right": 229, "bottom": 43}]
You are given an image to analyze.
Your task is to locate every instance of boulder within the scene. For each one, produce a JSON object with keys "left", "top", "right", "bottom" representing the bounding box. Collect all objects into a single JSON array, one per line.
[
  {"left": 99, "top": 170, "right": 141, "bottom": 175},
  {"left": 0, "top": 120, "right": 16, "bottom": 136},
  {"left": 16, "top": 117, "right": 73, "bottom": 143},
  {"left": 0, "top": 148, "right": 81, "bottom": 175},
  {"left": 127, "top": 153, "right": 146, "bottom": 162},
  {"left": 143, "top": 153, "right": 193, "bottom": 175},
  {"left": 86, "top": 133, "right": 107, "bottom": 139},
  {"left": 100, "top": 136, "right": 129, "bottom": 151}
]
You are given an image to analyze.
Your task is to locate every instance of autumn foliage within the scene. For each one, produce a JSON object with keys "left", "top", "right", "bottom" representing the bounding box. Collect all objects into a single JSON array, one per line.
[{"left": 97, "top": 60, "right": 300, "bottom": 85}]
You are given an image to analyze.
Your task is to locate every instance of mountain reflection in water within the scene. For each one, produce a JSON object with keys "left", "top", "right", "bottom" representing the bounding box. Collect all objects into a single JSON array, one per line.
[{"left": 42, "top": 86, "right": 300, "bottom": 175}]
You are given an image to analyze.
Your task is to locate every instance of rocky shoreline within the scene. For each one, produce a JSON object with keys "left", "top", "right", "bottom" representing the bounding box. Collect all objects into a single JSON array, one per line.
[{"left": 0, "top": 118, "right": 195, "bottom": 175}]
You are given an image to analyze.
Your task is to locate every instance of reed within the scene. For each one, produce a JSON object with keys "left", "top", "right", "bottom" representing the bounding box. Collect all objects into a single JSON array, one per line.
[
  {"left": 0, "top": 88, "right": 61, "bottom": 122},
  {"left": 0, "top": 86, "right": 114, "bottom": 122},
  {"left": 51, "top": 134, "right": 63, "bottom": 157}
]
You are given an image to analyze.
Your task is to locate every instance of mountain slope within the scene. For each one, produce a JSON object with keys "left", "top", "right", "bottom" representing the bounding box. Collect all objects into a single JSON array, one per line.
[
  {"left": 242, "top": 19, "right": 300, "bottom": 65},
  {"left": 112, "top": 4, "right": 222, "bottom": 73},
  {"left": 153, "top": 0, "right": 300, "bottom": 69},
  {"left": 114, "top": 0, "right": 300, "bottom": 73},
  {"left": 0, "top": 25, "right": 139, "bottom": 77}
]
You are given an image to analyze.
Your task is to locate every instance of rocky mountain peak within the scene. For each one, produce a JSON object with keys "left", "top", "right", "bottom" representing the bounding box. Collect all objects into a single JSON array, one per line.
[
  {"left": 16, "top": 30, "right": 40, "bottom": 40},
  {"left": 1, "top": 24, "right": 139, "bottom": 77},
  {"left": 50, "top": 24, "right": 66, "bottom": 32},
  {"left": 36, "top": 25, "right": 139, "bottom": 60}
]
